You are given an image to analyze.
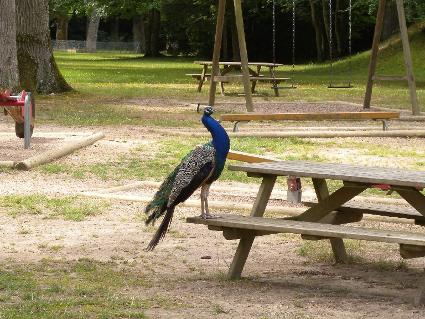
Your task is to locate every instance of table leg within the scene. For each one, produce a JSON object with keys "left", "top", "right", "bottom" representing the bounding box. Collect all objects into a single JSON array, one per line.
[
  {"left": 270, "top": 67, "right": 279, "bottom": 97},
  {"left": 250, "top": 66, "right": 261, "bottom": 93},
  {"left": 312, "top": 178, "right": 348, "bottom": 263},
  {"left": 415, "top": 270, "right": 425, "bottom": 306},
  {"left": 228, "top": 175, "right": 277, "bottom": 279},
  {"left": 198, "top": 65, "right": 208, "bottom": 92},
  {"left": 395, "top": 188, "right": 425, "bottom": 216}
]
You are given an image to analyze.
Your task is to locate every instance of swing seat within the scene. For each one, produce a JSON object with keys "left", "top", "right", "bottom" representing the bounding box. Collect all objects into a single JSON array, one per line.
[{"left": 328, "top": 84, "right": 354, "bottom": 89}]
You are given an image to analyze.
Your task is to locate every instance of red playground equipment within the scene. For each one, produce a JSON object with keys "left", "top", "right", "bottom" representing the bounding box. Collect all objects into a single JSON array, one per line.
[{"left": 0, "top": 90, "right": 35, "bottom": 149}]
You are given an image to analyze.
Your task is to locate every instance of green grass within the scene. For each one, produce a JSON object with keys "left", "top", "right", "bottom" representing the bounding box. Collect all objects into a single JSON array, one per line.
[
  {"left": 0, "top": 195, "right": 108, "bottom": 221},
  {"left": 48, "top": 27, "right": 425, "bottom": 120},
  {"left": 0, "top": 258, "right": 184, "bottom": 318}
]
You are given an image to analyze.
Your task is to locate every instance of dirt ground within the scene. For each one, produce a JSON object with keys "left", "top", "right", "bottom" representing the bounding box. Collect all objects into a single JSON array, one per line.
[{"left": 1, "top": 101, "right": 425, "bottom": 318}]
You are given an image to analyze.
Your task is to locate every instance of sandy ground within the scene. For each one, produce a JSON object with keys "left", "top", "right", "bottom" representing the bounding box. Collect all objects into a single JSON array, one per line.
[{"left": 1, "top": 103, "right": 425, "bottom": 318}]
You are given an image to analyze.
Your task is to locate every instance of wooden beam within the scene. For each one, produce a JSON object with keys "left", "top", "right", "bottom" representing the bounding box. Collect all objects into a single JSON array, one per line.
[
  {"left": 220, "top": 112, "right": 400, "bottom": 122},
  {"left": 293, "top": 185, "right": 367, "bottom": 222},
  {"left": 228, "top": 175, "right": 276, "bottom": 279},
  {"left": 395, "top": 0, "right": 420, "bottom": 115},
  {"left": 208, "top": 0, "right": 227, "bottom": 107},
  {"left": 364, "top": 0, "right": 387, "bottom": 109},
  {"left": 312, "top": 178, "right": 348, "bottom": 263},
  {"left": 187, "top": 214, "right": 425, "bottom": 246},
  {"left": 227, "top": 150, "right": 277, "bottom": 163},
  {"left": 233, "top": 0, "right": 254, "bottom": 112}
]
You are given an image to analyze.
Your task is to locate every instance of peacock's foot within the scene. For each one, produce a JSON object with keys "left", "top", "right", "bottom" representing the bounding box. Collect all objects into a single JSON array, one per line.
[{"left": 200, "top": 213, "right": 220, "bottom": 220}]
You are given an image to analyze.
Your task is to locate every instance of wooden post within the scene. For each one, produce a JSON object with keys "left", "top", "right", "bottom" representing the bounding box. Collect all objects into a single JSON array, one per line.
[
  {"left": 228, "top": 175, "right": 276, "bottom": 279},
  {"left": 312, "top": 178, "right": 348, "bottom": 264},
  {"left": 364, "top": 0, "right": 420, "bottom": 115},
  {"left": 208, "top": 0, "right": 227, "bottom": 107},
  {"left": 233, "top": 0, "right": 254, "bottom": 112},
  {"left": 395, "top": 0, "right": 420, "bottom": 115},
  {"left": 364, "top": 0, "right": 386, "bottom": 110}
]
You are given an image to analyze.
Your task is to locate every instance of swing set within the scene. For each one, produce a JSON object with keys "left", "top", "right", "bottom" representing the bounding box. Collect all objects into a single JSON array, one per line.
[
  {"left": 207, "top": 0, "right": 418, "bottom": 115},
  {"left": 271, "top": 0, "right": 354, "bottom": 89}
]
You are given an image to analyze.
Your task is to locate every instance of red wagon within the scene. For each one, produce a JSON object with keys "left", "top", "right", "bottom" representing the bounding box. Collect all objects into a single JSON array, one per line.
[{"left": 0, "top": 90, "right": 35, "bottom": 149}]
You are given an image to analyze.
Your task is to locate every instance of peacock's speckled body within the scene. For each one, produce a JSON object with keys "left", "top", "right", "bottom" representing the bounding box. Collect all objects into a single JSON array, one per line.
[{"left": 144, "top": 106, "right": 230, "bottom": 250}]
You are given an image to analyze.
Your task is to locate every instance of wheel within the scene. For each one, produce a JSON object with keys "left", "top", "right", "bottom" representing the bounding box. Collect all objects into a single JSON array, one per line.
[{"left": 15, "top": 94, "right": 35, "bottom": 138}]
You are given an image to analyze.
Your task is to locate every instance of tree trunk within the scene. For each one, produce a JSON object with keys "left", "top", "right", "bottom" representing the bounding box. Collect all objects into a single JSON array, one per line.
[
  {"left": 382, "top": 0, "right": 399, "bottom": 40},
  {"left": 86, "top": 8, "right": 101, "bottom": 52},
  {"left": 222, "top": 20, "right": 229, "bottom": 61},
  {"left": 322, "top": 0, "right": 330, "bottom": 48},
  {"left": 132, "top": 15, "right": 146, "bottom": 54},
  {"left": 16, "top": 0, "right": 71, "bottom": 93},
  {"left": 111, "top": 17, "right": 120, "bottom": 42},
  {"left": 145, "top": 8, "right": 161, "bottom": 57},
  {"left": 56, "top": 15, "right": 69, "bottom": 40},
  {"left": 334, "top": 0, "right": 342, "bottom": 56},
  {"left": 0, "top": 0, "right": 19, "bottom": 90},
  {"left": 309, "top": 0, "right": 324, "bottom": 61}
]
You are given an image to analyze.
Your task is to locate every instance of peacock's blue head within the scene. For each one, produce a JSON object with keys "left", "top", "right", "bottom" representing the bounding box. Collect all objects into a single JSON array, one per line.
[{"left": 203, "top": 106, "right": 214, "bottom": 116}]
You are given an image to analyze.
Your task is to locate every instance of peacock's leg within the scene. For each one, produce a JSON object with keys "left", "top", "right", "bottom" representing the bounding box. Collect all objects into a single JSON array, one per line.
[
  {"left": 202, "top": 184, "right": 218, "bottom": 219},
  {"left": 200, "top": 185, "right": 206, "bottom": 217}
]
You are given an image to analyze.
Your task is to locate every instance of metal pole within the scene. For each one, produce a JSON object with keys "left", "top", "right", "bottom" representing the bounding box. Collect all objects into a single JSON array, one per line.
[{"left": 24, "top": 92, "right": 31, "bottom": 149}]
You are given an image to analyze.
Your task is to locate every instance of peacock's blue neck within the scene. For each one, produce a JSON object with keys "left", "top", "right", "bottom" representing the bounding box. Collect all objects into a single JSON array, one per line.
[{"left": 202, "top": 114, "right": 230, "bottom": 161}]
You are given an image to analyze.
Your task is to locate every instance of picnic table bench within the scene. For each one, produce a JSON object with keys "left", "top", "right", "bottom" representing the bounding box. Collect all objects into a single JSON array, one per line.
[
  {"left": 220, "top": 111, "right": 401, "bottom": 132},
  {"left": 187, "top": 160, "right": 425, "bottom": 304},
  {"left": 187, "top": 61, "right": 289, "bottom": 96}
]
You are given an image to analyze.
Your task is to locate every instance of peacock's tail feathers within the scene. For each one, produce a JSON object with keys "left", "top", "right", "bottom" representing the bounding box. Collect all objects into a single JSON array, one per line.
[
  {"left": 146, "top": 206, "right": 175, "bottom": 251},
  {"left": 144, "top": 163, "right": 180, "bottom": 225}
]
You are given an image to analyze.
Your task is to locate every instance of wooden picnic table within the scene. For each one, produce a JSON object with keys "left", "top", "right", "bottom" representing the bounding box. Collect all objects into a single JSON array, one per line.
[
  {"left": 187, "top": 61, "right": 289, "bottom": 96},
  {"left": 187, "top": 160, "right": 425, "bottom": 304}
]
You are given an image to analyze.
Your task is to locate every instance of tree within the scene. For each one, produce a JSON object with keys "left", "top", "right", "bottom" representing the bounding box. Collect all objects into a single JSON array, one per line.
[
  {"left": 0, "top": 0, "right": 19, "bottom": 90},
  {"left": 16, "top": 0, "right": 71, "bottom": 93},
  {"left": 86, "top": 6, "right": 102, "bottom": 52}
]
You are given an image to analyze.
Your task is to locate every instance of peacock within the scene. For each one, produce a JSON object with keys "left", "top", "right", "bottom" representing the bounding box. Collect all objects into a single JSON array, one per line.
[{"left": 144, "top": 106, "right": 230, "bottom": 250}]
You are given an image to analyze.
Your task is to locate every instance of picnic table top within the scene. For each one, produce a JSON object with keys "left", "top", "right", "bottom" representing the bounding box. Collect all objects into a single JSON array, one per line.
[
  {"left": 228, "top": 160, "right": 425, "bottom": 188},
  {"left": 194, "top": 61, "right": 284, "bottom": 67}
]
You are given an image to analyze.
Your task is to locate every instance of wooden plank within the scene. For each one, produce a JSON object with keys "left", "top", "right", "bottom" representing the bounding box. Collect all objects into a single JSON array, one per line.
[
  {"left": 195, "top": 61, "right": 284, "bottom": 67},
  {"left": 372, "top": 75, "right": 408, "bottom": 81},
  {"left": 228, "top": 161, "right": 425, "bottom": 189},
  {"left": 213, "top": 75, "right": 289, "bottom": 82},
  {"left": 208, "top": 0, "right": 226, "bottom": 107},
  {"left": 228, "top": 175, "right": 276, "bottom": 279},
  {"left": 364, "top": 0, "right": 386, "bottom": 109},
  {"left": 187, "top": 214, "right": 425, "bottom": 246},
  {"left": 220, "top": 112, "right": 400, "bottom": 122},
  {"left": 304, "top": 201, "right": 425, "bottom": 222},
  {"left": 233, "top": 0, "right": 254, "bottom": 112},
  {"left": 227, "top": 150, "right": 277, "bottom": 163},
  {"left": 396, "top": 0, "right": 420, "bottom": 115}
]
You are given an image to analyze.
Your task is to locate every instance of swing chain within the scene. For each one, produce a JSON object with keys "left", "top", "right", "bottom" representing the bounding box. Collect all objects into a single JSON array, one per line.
[{"left": 272, "top": 0, "right": 276, "bottom": 64}]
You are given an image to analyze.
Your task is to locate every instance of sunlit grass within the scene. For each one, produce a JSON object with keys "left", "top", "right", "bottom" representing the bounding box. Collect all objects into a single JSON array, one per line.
[
  {"left": 52, "top": 30, "right": 425, "bottom": 113},
  {"left": 0, "top": 258, "right": 185, "bottom": 318},
  {"left": 0, "top": 195, "right": 108, "bottom": 221}
]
